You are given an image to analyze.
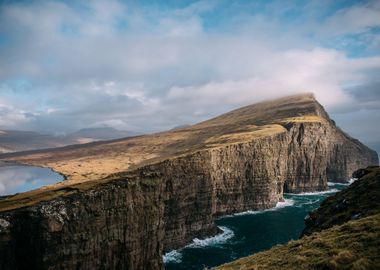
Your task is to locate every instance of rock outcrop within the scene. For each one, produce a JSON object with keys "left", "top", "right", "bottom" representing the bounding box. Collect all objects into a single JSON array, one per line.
[
  {"left": 303, "top": 166, "right": 380, "bottom": 236},
  {"left": 0, "top": 94, "right": 377, "bottom": 269}
]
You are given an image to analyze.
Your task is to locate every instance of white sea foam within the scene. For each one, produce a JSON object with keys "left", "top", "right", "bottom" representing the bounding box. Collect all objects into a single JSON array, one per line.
[
  {"left": 233, "top": 199, "right": 295, "bottom": 216},
  {"left": 163, "top": 226, "right": 235, "bottom": 264},
  {"left": 163, "top": 250, "right": 182, "bottom": 264},
  {"left": 275, "top": 199, "right": 295, "bottom": 208},
  {"left": 328, "top": 178, "right": 356, "bottom": 187},
  {"left": 187, "top": 226, "right": 234, "bottom": 248},
  {"left": 286, "top": 188, "right": 339, "bottom": 196},
  {"left": 296, "top": 198, "right": 320, "bottom": 207}
]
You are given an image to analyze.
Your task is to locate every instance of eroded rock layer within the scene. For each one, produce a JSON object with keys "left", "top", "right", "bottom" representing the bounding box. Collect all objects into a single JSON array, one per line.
[{"left": 0, "top": 94, "right": 377, "bottom": 269}]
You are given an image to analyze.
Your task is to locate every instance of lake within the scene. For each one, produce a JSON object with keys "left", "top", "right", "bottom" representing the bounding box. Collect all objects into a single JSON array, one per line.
[
  {"left": 164, "top": 182, "right": 349, "bottom": 270},
  {"left": 0, "top": 164, "right": 64, "bottom": 196}
]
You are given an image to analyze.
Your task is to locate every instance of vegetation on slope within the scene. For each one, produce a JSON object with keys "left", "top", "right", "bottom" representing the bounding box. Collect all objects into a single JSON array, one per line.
[
  {"left": 214, "top": 166, "right": 380, "bottom": 270},
  {"left": 303, "top": 166, "right": 380, "bottom": 235},
  {"left": 214, "top": 214, "right": 380, "bottom": 270},
  {"left": 0, "top": 94, "right": 375, "bottom": 213},
  {"left": 0, "top": 93, "right": 324, "bottom": 183},
  {"left": 0, "top": 94, "right": 328, "bottom": 211}
]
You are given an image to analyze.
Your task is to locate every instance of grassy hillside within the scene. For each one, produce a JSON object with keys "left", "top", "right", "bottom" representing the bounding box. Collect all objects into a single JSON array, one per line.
[
  {"left": 214, "top": 214, "right": 380, "bottom": 270},
  {"left": 0, "top": 93, "right": 326, "bottom": 183},
  {"left": 0, "top": 94, "right": 371, "bottom": 213}
]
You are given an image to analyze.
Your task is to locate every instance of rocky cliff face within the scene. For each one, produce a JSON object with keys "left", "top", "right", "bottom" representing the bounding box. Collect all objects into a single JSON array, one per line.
[
  {"left": 0, "top": 171, "right": 167, "bottom": 270},
  {"left": 0, "top": 94, "right": 378, "bottom": 269}
]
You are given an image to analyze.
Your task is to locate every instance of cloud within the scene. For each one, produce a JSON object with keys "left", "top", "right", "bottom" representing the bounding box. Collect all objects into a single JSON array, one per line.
[
  {"left": 0, "top": 96, "right": 30, "bottom": 128},
  {"left": 347, "top": 80, "right": 380, "bottom": 109},
  {"left": 0, "top": 0, "right": 379, "bottom": 147},
  {"left": 319, "top": 1, "right": 380, "bottom": 36}
]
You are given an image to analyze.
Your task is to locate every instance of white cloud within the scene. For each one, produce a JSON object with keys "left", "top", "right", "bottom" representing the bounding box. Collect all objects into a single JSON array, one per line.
[
  {"left": 167, "top": 47, "right": 379, "bottom": 113},
  {"left": 0, "top": 96, "right": 30, "bottom": 128},
  {"left": 320, "top": 1, "right": 380, "bottom": 36},
  {"left": 0, "top": 0, "right": 379, "bottom": 146}
]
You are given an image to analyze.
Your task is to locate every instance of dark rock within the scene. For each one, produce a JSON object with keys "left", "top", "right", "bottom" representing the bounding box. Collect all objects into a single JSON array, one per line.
[
  {"left": 302, "top": 166, "right": 380, "bottom": 236},
  {"left": 352, "top": 167, "right": 373, "bottom": 179}
]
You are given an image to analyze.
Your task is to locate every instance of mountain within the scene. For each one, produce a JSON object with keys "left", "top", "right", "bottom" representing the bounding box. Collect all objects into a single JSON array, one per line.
[
  {"left": 0, "top": 127, "right": 138, "bottom": 153},
  {"left": 67, "top": 127, "right": 140, "bottom": 144},
  {"left": 0, "top": 93, "right": 378, "bottom": 269},
  {"left": 214, "top": 166, "right": 380, "bottom": 270},
  {"left": 0, "top": 130, "right": 67, "bottom": 153}
]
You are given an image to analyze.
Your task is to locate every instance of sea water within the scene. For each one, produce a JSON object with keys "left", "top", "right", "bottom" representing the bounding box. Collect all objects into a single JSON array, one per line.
[
  {"left": 164, "top": 182, "right": 350, "bottom": 270},
  {"left": 0, "top": 164, "right": 64, "bottom": 196}
]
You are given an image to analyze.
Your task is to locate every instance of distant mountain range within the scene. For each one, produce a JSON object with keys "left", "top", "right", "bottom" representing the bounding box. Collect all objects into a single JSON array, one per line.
[{"left": 0, "top": 127, "right": 140, "bottom": 153}]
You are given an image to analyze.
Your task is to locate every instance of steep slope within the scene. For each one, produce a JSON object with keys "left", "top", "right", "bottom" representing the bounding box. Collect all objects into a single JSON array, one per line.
[
  {"left": 303, "top": 166, "right": 380, "bottom": 235},
  {"left": 0, "top": 94, "right": 377, "bottom": 270},
  {"left": 214, "top": 166, "right": 380, "bottom": 270},
  {"left": 1, "top": 93, "right": 376, "bottom": 184},
  {"left": 214, "top": 214, "right": 380, "bottom": 270}
]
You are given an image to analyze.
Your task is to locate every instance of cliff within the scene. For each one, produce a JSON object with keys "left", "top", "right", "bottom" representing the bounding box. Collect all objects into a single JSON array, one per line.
[
  {"left": 0, "top": 94, "right": 377, "bottom": 269},
  {"left": 214, "top": 166, "right": 380, "bottom": 270}
]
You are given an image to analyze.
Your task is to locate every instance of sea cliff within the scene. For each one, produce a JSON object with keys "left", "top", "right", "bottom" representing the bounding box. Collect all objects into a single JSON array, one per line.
[{"left": 0, "top": 94, "right": 377, "bottom": 269}]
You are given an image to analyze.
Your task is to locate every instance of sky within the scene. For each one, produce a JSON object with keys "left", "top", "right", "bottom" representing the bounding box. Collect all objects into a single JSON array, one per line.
[{"left": 0, "top": 0, "right": 379, "bottom": 152}]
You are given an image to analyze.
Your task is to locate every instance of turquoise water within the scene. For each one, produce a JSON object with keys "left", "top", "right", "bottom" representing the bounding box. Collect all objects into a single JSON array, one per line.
[
  {"left": 164, "top": 182, "right": 349, "bottom": 270},
  {"left": 0, "top": 164, "right": 64, "bottom": 196}
]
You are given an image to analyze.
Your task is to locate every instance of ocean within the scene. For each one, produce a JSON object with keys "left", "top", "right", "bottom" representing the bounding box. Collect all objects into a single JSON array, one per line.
[{"left": 164, "top": 182, "right": 350, "bottom": 270}]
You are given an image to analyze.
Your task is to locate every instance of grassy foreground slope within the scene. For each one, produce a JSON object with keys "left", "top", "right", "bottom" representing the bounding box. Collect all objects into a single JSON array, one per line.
[
  {"left": 214, "top": 214, "right": 380, "bottom": 270},
  {"left": 214, "top": 166, "right": 380, "bottom": 270},
  {"left": 303, "top": 166, "right": 380, "bottom": 236}
]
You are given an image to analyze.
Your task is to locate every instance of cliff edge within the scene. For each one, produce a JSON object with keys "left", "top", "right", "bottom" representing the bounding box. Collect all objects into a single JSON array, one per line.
[{"left": 0, "top": 94, "right": 377, "bottom": 269}]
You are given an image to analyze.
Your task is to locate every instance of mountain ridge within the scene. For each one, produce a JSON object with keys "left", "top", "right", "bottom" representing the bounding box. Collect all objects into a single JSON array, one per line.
[{"left": 2, "top": 93, "right": 368, "bottom": 184}]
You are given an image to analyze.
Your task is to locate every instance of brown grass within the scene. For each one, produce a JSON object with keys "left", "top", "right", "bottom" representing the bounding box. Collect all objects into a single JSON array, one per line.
[{"left": 0, "top": 94, "right": 329, "bottom": 211}]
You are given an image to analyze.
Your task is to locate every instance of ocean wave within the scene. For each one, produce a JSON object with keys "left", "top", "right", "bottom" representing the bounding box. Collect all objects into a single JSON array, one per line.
[
  {"left": 275, "top": 199, "right": 295, "bottom": 208},
  {"left": 163, "top": 250, "right": 182, "bottom": 264},
  {"left": 328, "top": 178, "right": 356, "bottom": 186},
  {"left": 163, "top": 226, "right": 235, "bottom": 264},
  {"left": 286, "top": 188, "right": 339, "bottom": 196},
  {"left": 187, "top": 226, "right": 234, "bottom": 248},
  {"left": 233, "top": 199, "right": 295, "bottom": 216},
  {"left": 296, "top": 198, "right": 320, "bottom": 207}
]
